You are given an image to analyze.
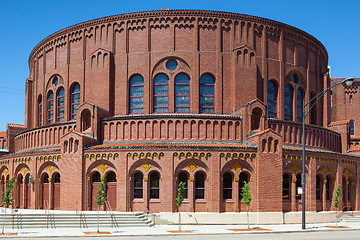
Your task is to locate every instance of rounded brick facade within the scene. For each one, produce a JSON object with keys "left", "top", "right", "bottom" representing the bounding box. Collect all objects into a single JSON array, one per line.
[{"left": 0, "top": 10, "right": 359, "bottom": 215}]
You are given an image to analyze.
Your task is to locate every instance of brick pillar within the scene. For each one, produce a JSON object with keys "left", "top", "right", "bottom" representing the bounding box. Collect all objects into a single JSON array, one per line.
[
  {"left": 307, "top": 157, "right": 317, "bottom": 211},
  {"left": 291, "top": 177, "right": 297, "bottom": 211},
  {"left": 189, "top": 177, "right": 194, "bottom": 212},
  {"left": 322, "top": 179, "right": 327, "bottom": 211},
  {"left": 49, "top": 178, "right": 53, "bottom": 209},
  {"left": 144, "top": 177, "right": 149, "bottom": 211},
  {"left": 234, "top": 177, "right": 240, "bottom": 212}
]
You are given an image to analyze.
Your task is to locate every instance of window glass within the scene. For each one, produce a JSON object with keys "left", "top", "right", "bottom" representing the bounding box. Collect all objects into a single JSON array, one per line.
[
  {"left": 130, "top": 75, "right": 144, "bottom": 113},
  {"left": 200, "top": 74, "right": 215, "bottom": 113},
  {"left": 178, "top": 172, "right": 188, "bottom": 199},
  {"left": 134, "top": 172, "right": 143, "bottom": 199},
  {"left": 47, "top": 91, "right": 54, "bottom": 124},
  {"left": 57, "top": 87, "right": 65, "bottom": 122},
  {"left": 154, "top": 74, "right": 169, "bottom": 112},
  {"left": 166, "top": 60, "right": 178, "bottom": 71},
  {"left": 350, "top": 120, "right": 355, "bottom": 135},
  {"left": 38, "top": 96, "right": 42, "bottom": 126},
  {"left": 150, "top": 172, "right": 160, "bottom": 199},
  {"left": 284, "top": 84, "right": 293, "bottom": 120},
  {"left": 283, "top": 174, "right": 290, "bottom": 199},
  {"left": 195, "top": 172, "right": 205, "bottom": 199},
  {"left": 223, "top": 173, "right": 232, "bottom": 200},
  {"left": 71, "top": 83, "right": 80, "bottom": 120},
  {"left": 175, "top": 73, "right": 190, "bottom": 112},
  {"left": 296, "top": 88, "right": 304, "bottom": 122},
  {"left": 239, "top": 173, "right": 249, "bottom": 199},
  {"left": 267, "top": 81, "right": 277, "bottom": 118}
]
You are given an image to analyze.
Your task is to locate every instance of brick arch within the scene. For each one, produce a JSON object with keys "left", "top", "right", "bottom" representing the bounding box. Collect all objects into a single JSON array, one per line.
[
  {"left": 174, "top": 158, "right": 209, "bottom": 177},
  {"left": 85, "top": 160, "right": 117, "bottom": 179},
  {"left": 151, "top": 56, "right": 191, "bottom": 77},
  {"left": 221, "top": 159, "right": 254, "bottom": 176},
  {"left": 128, "top": 158, "right": 163, "bottom": 176},
  {"left": 37, "top": 162, "right": 60, "bottom": 177}
]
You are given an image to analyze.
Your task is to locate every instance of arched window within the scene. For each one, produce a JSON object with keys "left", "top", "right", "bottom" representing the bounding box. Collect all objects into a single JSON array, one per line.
[
  {"left": 57, "top": 87, "right": 65, "bottom": 122},
  {"left": 200, "top": 74, "right": 215, "bottom": 113},
  {"left": 251, "top": 108, "right": 262, "bottom": 131},
  {"left": 178, "top": 172, "right": 188, "bottom": 199},
  {"left": 129, "top": 75, "right": 144, "bottom": 113},
  {"left": 149, "top": 172, "right": 160, "bottom": 199},
  {"left": 81, "top": 109, "right": 91, "bottom": 131},
  {"left": 153, "top": 74, "right": 169, "bottom": 112},
  {"left": 175, "top": 73, "right": 190, "bottom": 112},
  {"left": 38, "top": 95, "right": 43, "bottom": 126},
  {"left": 222, "top": 172, "right": 232, "bottom": 200},
  {"left": 195, "top": 172, "right": 205, "bottom": 199},
  {"left": 106, "top": 171, "right": 117, "bottom": 182},
  {"left": 54, "top": 173, "right": 60, "bottom": 183},
  {"left": 283, "top": 174, "right": 290, "bottom": 199},
  {"left": 350, "top": 120, "right": 355, "bottom": 136},
  {"left": 326, "top": 176, "right": 331, "bottom": 200},
  {"left": 239, "top": 172, "right": 249, "bottom": 199},
  {"left": 284, "top": 84, "right": 293, "bottom": 121},
  {"left": 133, "top": 172, "right": 143, "bottom": 199},
  {"left": 43, "top": 173, "right": 49, "bottom": 183},
  {"left": 267, "top": 81, "right": 277, "bottom": 118},
  {"left": 316, "top": 175, "right": 321, "bottom": 200},
  {"left": 92, "top": 172, "right": 101, "bottom": 182},
  {"left": 296, "top": 88, "right": 304, "bottom": 122},
  {"left": 71, "top": 83, "right": 80, "bottom": 120},
  {"left": 47, "top": 91, "right": 54, "bottom": 124}
]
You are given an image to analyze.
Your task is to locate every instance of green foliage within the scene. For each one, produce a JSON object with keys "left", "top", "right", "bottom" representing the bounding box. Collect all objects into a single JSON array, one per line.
[
  {"left": 241, "top": 181, "right": 253, "bottom": 206},
  {"left": 2, "top": 176, "right": 15, "bottom": 208},
  {"left": 333, "top": 185, "right": 342, "bottom": 209},
  {"left": 94, "top": 180, "right": 107, "bottom": 206},
  {"left": 176, "top": 182, "right": 185, "bottom": 208}
]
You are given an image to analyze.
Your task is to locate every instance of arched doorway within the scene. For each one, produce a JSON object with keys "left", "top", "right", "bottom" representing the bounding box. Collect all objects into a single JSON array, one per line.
[
  {"left": 91, "top": 171, "right": 101, "bottom": 210},
  {"left": 53, "top": 173, "right": 60, "bottom": 209},
  {"left": 42, "top": 173, "right": 50, "bottom": 209},
  {"left": 24, "top": 174, "right": 31, "bottom": 209},
  {"left": 17, "top": 175, "right": 23, "bottom": 209},
  {"left": 105, "top": 171, "right": 117, "bottom": 210}
]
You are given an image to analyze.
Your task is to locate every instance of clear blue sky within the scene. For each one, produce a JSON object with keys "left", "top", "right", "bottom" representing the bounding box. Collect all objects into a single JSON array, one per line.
[{"left": 0, "top": 0, "right": 359, "bottom": 131}]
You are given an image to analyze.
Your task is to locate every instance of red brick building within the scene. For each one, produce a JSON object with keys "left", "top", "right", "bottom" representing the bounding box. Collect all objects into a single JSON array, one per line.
[{"left": 0, "top": 10, "right": 359, "bottom": 213}]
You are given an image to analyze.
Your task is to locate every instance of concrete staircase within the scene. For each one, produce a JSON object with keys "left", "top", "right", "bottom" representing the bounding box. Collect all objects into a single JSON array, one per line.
[
  {"left": 1, "top": 211, "right": 153, "bottom": 229},
  {"left": 340, "top": 215, "right": 360, "bottom": 224}
]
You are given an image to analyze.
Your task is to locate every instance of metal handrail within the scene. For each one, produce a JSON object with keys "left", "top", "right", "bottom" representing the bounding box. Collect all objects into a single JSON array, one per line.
[
  {"left": 338, "top": 205, "right": 354, "bottom": 216},
  {"left": 104, "top": 201, "right": 114, "bottom": 228},
  {"left": 44, "top": 200, "right": 50, "bottom": 229}
]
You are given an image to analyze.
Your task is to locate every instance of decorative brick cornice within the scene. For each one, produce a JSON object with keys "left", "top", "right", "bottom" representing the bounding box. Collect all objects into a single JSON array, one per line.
[{"left": 29, "top": 10, "right": 328, "bottom": 63}]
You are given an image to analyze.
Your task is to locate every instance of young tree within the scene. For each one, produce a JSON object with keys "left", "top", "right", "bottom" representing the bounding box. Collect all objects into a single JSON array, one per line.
[
  {"left": 94, "top": 178, "right": 107, "bottom": 233},
  {"left": 176, "top": 181, "right": 185, "bottom": 232},
  {"left": 241, "top": 181, "right": 253, "bottom": 230},
  {"left": 2, "top": 176, "right": 15, "bottom": 234},
  {"left": 332, "top": 185, "right": 342, "bottom": 226}
]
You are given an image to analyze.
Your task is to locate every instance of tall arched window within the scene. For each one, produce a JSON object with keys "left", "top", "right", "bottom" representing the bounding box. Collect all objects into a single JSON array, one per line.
[
  {"left": 178, "top": 172, "right": 188, "bottom": 199},
  {"left": 54, "top": 173, "right": 60, "bottom": 183},
  {"left": 57, "top": 87, "right": 65, "bottom": 122},
  {"left": 223, "top": 172, "right": 232, "bottom": 200},
  {"left": 296, "top": 88, "right": 304, "bottom": 122},
  {"left": 296, "top": 173, "right": 301, "bottom": 200},
  {"left": 129, "top": 75, "right": 144, "bottom": 113},
  {"left": 267, "top": 81, "right": 277, "bottom": 118},
  {"left": 316, "top": 175, "right": 321, "bottom": 200},
  {"left": 38, "top": 95, "right": 43, "bottom": 126},
  {"left": 149, "top": 172, "right": 160, "bottom": 199},
  {"left": 153, "top": 74, "right": 169, "bottom": 112},
  {"left": 200, "top": 74, "right": 215, "bottom": 113},
  {"left": 350, "top": 120, "right": 355, "bottom": 136},
  {"left": 106, "top": 171, "right": 117, "bottom": 182},
  {"left": 133, "top": 172, "right": 143, "bottom": 199},
  {"left": 195, "top": 172, "right": 205, "bottom": 199},
  {"left": 326, "top": 175, "right": 331, "bottom": 200},
  {"left": 92, "top": 172, "right": 101, "bottom": 182},
  {"left": 175, "top": 73, "right": 190, "bottom": 112},
  {"left": 284, "top": 84, "right": 293, "bottom": 121},
  {"left": 47, "top": 91, "right": 54, "bottom": 124},
  {"left": 71, "top": 83, "right": 80, "bottom": 120}
]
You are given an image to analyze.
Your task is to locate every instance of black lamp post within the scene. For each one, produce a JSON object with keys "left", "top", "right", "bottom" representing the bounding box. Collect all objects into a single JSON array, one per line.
[{"left": 301, "top": 77, "right": 355, "bottom": 229}]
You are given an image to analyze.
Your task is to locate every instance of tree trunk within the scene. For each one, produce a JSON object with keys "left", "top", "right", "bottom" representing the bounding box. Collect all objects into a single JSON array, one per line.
[
  {"left": 178, "top": 210, "right": 181, "bottom": 232},
  {"left": 247, "top": 205, "right": 250, "bottom": 230}
]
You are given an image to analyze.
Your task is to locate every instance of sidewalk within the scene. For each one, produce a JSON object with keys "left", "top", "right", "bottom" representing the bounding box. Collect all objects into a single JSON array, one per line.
[{"left": 1, "top": 222, "right": 359, "bottom": 238}]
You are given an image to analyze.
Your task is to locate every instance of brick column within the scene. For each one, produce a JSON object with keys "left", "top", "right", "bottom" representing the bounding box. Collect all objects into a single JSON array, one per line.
[
  {"left": 322, "top": 179, "right": 327, "bottom": 211},
  {"left": 291, "top": 177, "right": 297, "bottom": 211},
  {"left": 49, "top": 178, "right": 53, "bottom": 209},
  {"left": 189, "top": 177, "right": 194, "bottom": 212}
]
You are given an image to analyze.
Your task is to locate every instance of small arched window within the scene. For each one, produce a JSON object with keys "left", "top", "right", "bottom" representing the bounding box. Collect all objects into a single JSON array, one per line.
[
  {"left": 296, "top": 88, "right": 304, "bottom": 122},
  {"left": 296, "top": 174, "right": 302, "bottom": 200},
  {"left": 175, "top": 73, "right": 190, "bottom": 112},
  {"left": 71, "top": 83, "right": 80, "bottom": 120},
  {"left": 316, "top": 175, "right": 321, "bottom": 200},
  {"left": 133, "top": 172, "right": 143, "bottom": 199},
  {"left": 38, "top": 95, "right": 43, "bottom": 126},
  {"left": 350, "top": 120, "right": 355, "bottom": 136},
  {"left": 47, "top": 91, "right": 54, "bottom": 124},
  {"left": 195, "top": 172, "right": 205, "bottom": 199},
  {"left": 81, "top": 109, "right": 91, "bottom": 131},
  {"left": 267, "top": 81, "right": 277, "bottom": 118},
  {"left": 92, "top": 172, "right": 101, "bottom": 182},
  {"left": 57, "top": 87, "right": 65, "bottom": 122},
  {"left": 178, "top": 172, "right": 188, "bottom": 199},
  {"left": 200, "top": 74, "right": 215, "bottom": 113},
  {"left": 223, "top": 172, "right": 233, "bottom": 200},
  {"left": 43, "top": 173, "right": 49, "bottom": 183},
  {"left": 54, "top": 173, "right": 60, "bottom": 183},
  {"left": 106, "top": 171, "right": 117, "bottom": 182},
  {"left": 251, "top": 108, "right": 262, "bottom": 131},
  {"left": 129, "top": 75, "right": 144, "bottom": 113},
  {"left": 149, "top": 172, "right": 160, "bottom": 199},
  {"left": 153, "top": 74, "right": 169, "bottom": 113},
  {"left": 284, "top": 84, "right": 293, "bottom": 121}
]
